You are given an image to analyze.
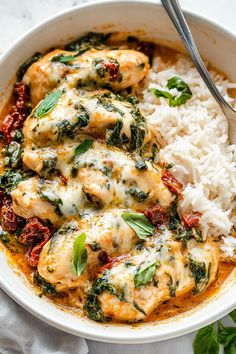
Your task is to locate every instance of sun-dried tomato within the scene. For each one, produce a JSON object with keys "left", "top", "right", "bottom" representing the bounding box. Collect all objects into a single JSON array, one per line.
[
  {"left": 19, "top": 217, "right": 51, "bottom": 267},
  {"left": 98, "top": 250, "right": 109, "bottom": 264},
  {"left": 58, "top": 173, "right": 68, "bottom": 185},
  {"left": 182, "top": 212, "right": 202, "bottom": 229},
  {"left": 144, "top": 204, "right": 168, "bottom": 226},
  {"left": 161, "top": 169, "right": 183, "bottom": 195},
  {"left": 1, "top": 83, "right": 27, "bottom": 143},
  {"left": 1, "top": 197, "right": 23, "bottom": 232},
  {"left": 105, "top": 61, "right": 120, "bottom": 82},
  {"left": 97, "top": 254, "right": 128, "bottom": 274},
  {"left": 0, "top": 189, "right": 4, "bottom": 207},
  {"left": 98, "top": 257, "right": 118, "bottom": 273}
]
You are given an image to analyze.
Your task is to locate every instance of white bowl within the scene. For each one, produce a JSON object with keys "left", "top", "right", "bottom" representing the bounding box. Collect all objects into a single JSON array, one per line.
[{"left": 0, "top": 0, "right": 235, "bottom": 344}]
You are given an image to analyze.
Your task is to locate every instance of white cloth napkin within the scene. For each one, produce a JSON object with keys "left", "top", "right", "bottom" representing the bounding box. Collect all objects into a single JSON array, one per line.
[{"left": 0, "top": 288, "right": 88, "bottom": 354}]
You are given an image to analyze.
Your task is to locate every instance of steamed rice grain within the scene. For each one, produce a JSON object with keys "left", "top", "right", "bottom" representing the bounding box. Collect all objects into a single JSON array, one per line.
[{"left": 139, "top": 53, "right": 236, "bottom": 259}]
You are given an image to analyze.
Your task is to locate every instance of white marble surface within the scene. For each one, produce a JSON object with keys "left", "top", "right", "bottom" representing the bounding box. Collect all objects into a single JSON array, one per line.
[{"left": 0, "top": 0, "right": 235, "bottom": 353}]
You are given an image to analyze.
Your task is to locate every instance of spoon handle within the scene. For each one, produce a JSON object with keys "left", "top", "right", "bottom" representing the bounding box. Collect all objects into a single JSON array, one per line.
[{"left": 160, "top": 0, "right": 232, "bottom": 113}]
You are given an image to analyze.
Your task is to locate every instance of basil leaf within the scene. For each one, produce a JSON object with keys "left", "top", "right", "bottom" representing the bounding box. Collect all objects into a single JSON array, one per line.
[
  {"left": 224, "top": 341, "right": 236, "bottom": 354},
  {"left": 35, "top": 90, "right": 62, "bottom": 118},
  {"left": 193, "top": 324, "right": 219, "bottom": 354},
  {"left": 230, "top": 309, "right": 236, "bottom": 323},
  {"left": 121, "top": 212, "right": 155, "bottom": 240},
  {"left": 72, "top": 233, "right": 88, "bottom": 276},
  {"left": 218, "top": 322, "right": 236, "bottom": 348},
  {"left": 148, "top": 87, "right": 172, "bottom": 101},
  {"left": 74, "top": 139, "right": 94, "bottom": 156},
  {"left": 51, "top": 54, "right": 76, "bottom": 63},
  {"left": 134, "top": 260, "right": 157, "bottom": 287},
  {"left": 148, "top": 76, "right": 192, "bottom": 107}
]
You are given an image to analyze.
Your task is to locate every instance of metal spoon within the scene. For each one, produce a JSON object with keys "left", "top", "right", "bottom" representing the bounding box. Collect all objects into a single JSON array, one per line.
[{"left": 161, "top": 0, "right": 236, "bottom": 144}]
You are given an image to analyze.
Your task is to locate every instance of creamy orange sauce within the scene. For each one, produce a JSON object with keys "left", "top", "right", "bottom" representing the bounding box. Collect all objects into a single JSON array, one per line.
[{"left": 0, "top": 41, "right": 235, "bottom": 324}]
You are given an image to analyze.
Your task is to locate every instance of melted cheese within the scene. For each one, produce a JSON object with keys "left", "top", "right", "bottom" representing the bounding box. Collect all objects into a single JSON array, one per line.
[
  {"left": 12, "top": 141, "right": 173, "bottom": 224},
  {"left": 23, "top": 49, "right": 149, "bottom": 106},
  {"left": 23, "top": 89, "right": 152, "bottom": 148},
  {"left": 98, "top": 232, "right": 219, "bottom": 322},
  {"left": 38, "top": 209, "right": 138, "bottom": 290}
]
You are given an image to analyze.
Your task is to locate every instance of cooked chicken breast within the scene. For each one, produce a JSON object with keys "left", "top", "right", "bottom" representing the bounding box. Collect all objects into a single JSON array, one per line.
[
  {"left": 23, "top": 89, "right": 151, "bottom": 150},
  {"left": 38, "top": 209, "right": 138, "bottom": 291},
  {"left": 86, "top": 231, "right": 219, "bottom": 322},
  {"left": 23, "top": 48, "right": 149, "bottom": 105},
  {"left": 11, "top": 177, "right": 84, "bottom": 225}
]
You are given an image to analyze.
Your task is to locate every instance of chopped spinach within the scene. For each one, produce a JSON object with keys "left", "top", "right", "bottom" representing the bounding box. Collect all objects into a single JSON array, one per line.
[
  {"left": 0, "top": 227, "right": 9, "bottom": 244},
  {"left": 135, "top": 159, "right": 147, "bottom": 170},
  {"left": 40, "top": 155, "right": 58, "bottom": 178},
  {"left": 126, "top": 187, "right": 149, "bottom": 202},
  {"left": 151, "top": 143, "right": 158, "bottom": 161},
  {"left": 106, "top": 118, "right": 124, "bottom": 147},
  {"left": 89, "top": 241, "right": 101, "bottom": 251},
  {"left": 56, "top": 110, "right": 89, "bottom": 142},
  {"left": 33, "top": 271, "right": 57, "bottom": 296},
  {"left": 3, "top": 141, "right": 22, "bottom": 168},
  {"left": 98, "top": 98, "right": 124, "bottom": 117},
  {"left": 129, "top": 108, "right": 147, "bottom": 152},
  {"left": 0, "top": 170, "right": 33, "bottom": 195},
  {"left": 39, "top": 180, "right": 63, "bottom": 216},
  {"left": 168, "top": 202, "right": 203, "bottom": 244},
  {"left": 189, "top": 256, "right": 210, "bottom": 294},
  {"left": 17, "top": 52, "right": 42, "bottom": 81},
  {"left": 66, "top": 32, "right": 111, "bottom": 53},
  {"left": 133, "top": 302, "right": 147, "bottom": 315},
  {"left": 127, "top": 95, "right": 139, "bottom": 105},
  {"left": 51, "top": 54, "right": 76, "bottom": 63},
  {"left": 84, "top": 274, "right": 122, "bottom": 322},
  {"left": 168, "top": 275, "right": 179, "bottom": 297},
  {"left": 166, "top": 163, "right": 174, "bottom": 169}
]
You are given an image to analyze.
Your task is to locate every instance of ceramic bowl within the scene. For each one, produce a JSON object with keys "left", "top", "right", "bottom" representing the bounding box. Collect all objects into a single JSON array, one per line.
[{"left": 0, "top": 0, "right": 235, "bottom": 343}]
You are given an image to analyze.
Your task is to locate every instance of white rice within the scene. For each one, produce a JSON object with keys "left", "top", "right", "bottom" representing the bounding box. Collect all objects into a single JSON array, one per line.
[{"left": 139, "top": 53, "right": 236, "bottom": 259}]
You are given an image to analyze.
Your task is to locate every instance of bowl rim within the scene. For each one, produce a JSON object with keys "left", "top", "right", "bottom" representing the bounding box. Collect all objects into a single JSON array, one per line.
[{"left": 0, "top": 0, "right": 236, "bottom": 343}]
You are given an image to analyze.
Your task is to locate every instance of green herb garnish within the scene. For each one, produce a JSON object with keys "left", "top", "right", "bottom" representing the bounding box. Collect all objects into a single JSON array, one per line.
[
  {"left": 35, "top": 90, "right": 62, "bottom": 119},
  {"left": 218, "top": 321, "right": 236, "bottom": 353},
  {"left": 51, "top": 54, "right": 76, "bottom": 63},
  {"left": 121, "top": 212, "right": 155, "bottom": 240},
  {"left": 66, "top": 32, "right": 111, "bottom": 53},
  {"left": 3, "top": 141, "right": 22, "bottom": 168},
  {"left": 84, "top": 274, "right": 122, "bottom": 322},
  {"left": 72, "top": 233, "right": 88, "bottom": 276},
  {"left": 193, "top": 323, "right": 219, "bottom": 354},
  {"left": 74, "top": 139, "right": 94, "bottom": 157},
  {"left": 149, "top": 76, "right": 192, "bottom": 107},
  {"left": 193, "top": 313, "right": 236, "bottom": 354},
  {"left": 134, "top": 260, "right": 157, "bottom": 287},
  {"left": 71, "top": 139, "right": 94, "bottom": 177}
]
